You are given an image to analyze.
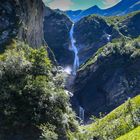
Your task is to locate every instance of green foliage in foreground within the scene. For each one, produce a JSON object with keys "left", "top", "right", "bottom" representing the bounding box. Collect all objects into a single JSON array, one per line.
[
  {"left": 70, "top": 95, "right": 140, "bottom": 140},
  {"left": 0, "top": 40, "right": 78, "bottom": 140},
  {"left": 116, "top": 126, "right": 140, "bottom": 140}
]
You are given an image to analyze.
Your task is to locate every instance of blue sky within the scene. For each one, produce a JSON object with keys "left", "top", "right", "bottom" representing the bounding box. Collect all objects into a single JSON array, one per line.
[{"left": 43, "top": 0, "right": 121, "bottom": 10}]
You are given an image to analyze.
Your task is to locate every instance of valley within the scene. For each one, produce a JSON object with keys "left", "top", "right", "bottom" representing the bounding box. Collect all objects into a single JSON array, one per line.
[
  {"left": 0, "top": 0, "right": 140, "bottom": 140},
  {"left": 44, "top": 8, "right": 140, "bottom": 124}
]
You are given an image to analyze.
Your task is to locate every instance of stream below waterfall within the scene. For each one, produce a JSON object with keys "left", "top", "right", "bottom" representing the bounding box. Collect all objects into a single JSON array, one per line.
[{"left": 79, "top": 106, "right": 85, "bottom": 123}]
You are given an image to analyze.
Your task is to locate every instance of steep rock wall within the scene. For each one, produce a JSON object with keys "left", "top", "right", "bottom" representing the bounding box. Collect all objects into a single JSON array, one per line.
[
  {"left": 0, "top": 0, "right": 18, "bottom": 49},
  {"left": 74, "top": 12, "right": 140, "bottom": 64},
  {"left": 17, "top": 0, "right": 45, "bottom": 48},
  {"left": 74, "top": 15, "right": 121, "bottom": 64},
  {"left": 0, "top": 0, "right": 45, "bottom": 48},
  {"left": 44, "top": 9, "right": 73, "bottom": 66}
]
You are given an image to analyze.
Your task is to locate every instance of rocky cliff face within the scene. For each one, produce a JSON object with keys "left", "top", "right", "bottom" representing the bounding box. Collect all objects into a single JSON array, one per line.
[
  {"left": 72, "top": 38, "right": 140, "bottom": 121},
  {"left": 0, "top": 0, "right": 45, "bottom": 49},
  {"left": 17, "top": 0, "right": 45, "bottom": 48},
  {"left": 74, "top": 15, "right": 121, "bottom": 64},
  {"left": 0, "top": 0, "right": 18, "bottom": 50},
  {"left": 74, "top": 11, "right": 140, "bottom": 64},
  {"left": 44, "top": 9, "right": 73, "bottom": 66}
]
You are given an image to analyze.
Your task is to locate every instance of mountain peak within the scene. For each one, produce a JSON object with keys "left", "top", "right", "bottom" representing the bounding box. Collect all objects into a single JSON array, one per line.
[
  {"left": 90, "top": 5, "right": 100, "bottom": 10},
  {"left": 66, "top": 0, "right": 140, "bottom": 21},
  {"left": 93, "top": 5, "right": 99, "bottom": 8}
]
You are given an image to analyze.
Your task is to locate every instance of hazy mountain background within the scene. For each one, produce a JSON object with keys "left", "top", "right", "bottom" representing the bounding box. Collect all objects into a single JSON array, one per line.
[{"left": 66, "top": 0, "right": 140, "bottom": 21}]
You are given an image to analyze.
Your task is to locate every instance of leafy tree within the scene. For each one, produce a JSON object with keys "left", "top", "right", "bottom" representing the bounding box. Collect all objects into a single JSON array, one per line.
[{"left": 0, "top": 41, "right": 78, "bottom": 140}]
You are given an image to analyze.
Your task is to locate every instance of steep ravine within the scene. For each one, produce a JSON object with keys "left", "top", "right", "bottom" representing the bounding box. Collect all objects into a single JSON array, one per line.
[
  {"left": 61, "top": 11, "right": 140, "bottom": 123},
  {"left": 42, "top": 9, "right": 140, "bottom": 124},
  {"left": 69, "top": 23, "right": 79, "bottom": 75}
]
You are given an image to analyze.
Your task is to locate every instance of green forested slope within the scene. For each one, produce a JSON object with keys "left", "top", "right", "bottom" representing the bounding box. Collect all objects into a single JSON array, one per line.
[
  {"left": 80, "top": 35, "right": 140, "bottom": 72},
  {"left": 69, "top": 95, "right": 140, "bottom": 140},
  {"left": 116, "top": 126, "right": 140, "bottom": 140}
]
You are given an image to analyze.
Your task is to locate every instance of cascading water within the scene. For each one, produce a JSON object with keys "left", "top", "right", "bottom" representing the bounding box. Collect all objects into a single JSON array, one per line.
[
  {"left": 104, "top": 31, "right": 111, "bottom": 42},
  {"left": 70, "top": 23, "right": 79, "bottom": 75},
  {"left": 79, "top": 106, "right": 85, "bottom": 123},
  {"left": 69, "top": 24, "right": 85, "bottom": 122},
  {"left": 107, "top": 34, "right": 111, "bottom": 42}
]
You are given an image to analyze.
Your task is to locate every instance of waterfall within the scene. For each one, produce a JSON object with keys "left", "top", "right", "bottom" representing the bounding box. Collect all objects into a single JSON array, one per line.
[
  {"left": 70, "top": 23, "right": 79, "bottom": 75},
  {"left": 107, "top": 34, "right": 111, "bottom": 42},
  {"left": 103, "top": 31, "right": 111, "bottom": 42},
  {"left": 79, "top": 106, "right": 85, "bottom": 123}
]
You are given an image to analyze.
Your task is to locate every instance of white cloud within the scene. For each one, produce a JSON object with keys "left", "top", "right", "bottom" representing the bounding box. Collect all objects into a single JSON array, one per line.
[
  {"left": 102, "top": 0, "right": 121, "bottom": 8},
  {"left": 43, "top": 0, "right": 74, "bottom": 10},
  {"left": 105, "top": 0, "right": 119, "bottom": 4}
]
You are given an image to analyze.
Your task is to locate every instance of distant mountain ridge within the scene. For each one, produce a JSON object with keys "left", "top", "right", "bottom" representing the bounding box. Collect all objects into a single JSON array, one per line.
[{"left": 66, "top": 0, "right": 140, "bottom": 21}]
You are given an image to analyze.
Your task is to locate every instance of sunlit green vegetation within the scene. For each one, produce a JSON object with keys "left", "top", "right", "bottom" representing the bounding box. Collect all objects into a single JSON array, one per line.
[
  {"left": 105, "top": 11, "right": 140, "bottom": 38},
  {"left": 116, "top": 126, "right": 140, "bottom": 140},
  {"left": 0, "top": 40, "right": 78, "bottom": 140},
  {"left": 105, "top": 11, "right": 140, "bottom": 27},
  {"left": 79, "top": 37, "right": 140, "bottom": 71},
  {"left": 70, "top": 95, "right": 140, "bottom": 140}
]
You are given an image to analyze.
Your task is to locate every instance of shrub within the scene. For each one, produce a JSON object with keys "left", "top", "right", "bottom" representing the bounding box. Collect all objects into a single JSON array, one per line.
[{"left": 0, "top": 41, "right": 78, "bottom": 140}]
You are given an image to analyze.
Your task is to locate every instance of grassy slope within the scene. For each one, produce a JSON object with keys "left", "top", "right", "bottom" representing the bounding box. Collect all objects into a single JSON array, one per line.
[
  {"left": 116, "top": 126, "right": 140, "bottom": 140},
  {"left": 70, "top": 95, "right": 140, "bottom": 140}
]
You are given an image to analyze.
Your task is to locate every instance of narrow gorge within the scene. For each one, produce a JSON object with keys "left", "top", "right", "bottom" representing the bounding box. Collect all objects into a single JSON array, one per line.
[
  {"left": 69, "top": 23, "right": 85, "bottom": 123},
  {"left": 43, "top": 7, "right": 140, "bottom": 123},
  {"left": 0, "top": 0, "right": 140, "bottom": 140}
]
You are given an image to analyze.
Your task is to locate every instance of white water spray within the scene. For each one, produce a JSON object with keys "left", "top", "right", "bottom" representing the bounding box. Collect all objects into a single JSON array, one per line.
[
  {"left": 70, "top": 23, "right": 79, "bottom": 75},
  {"left": 64, "top": 66, "right": 72, "bottom": 75}
]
